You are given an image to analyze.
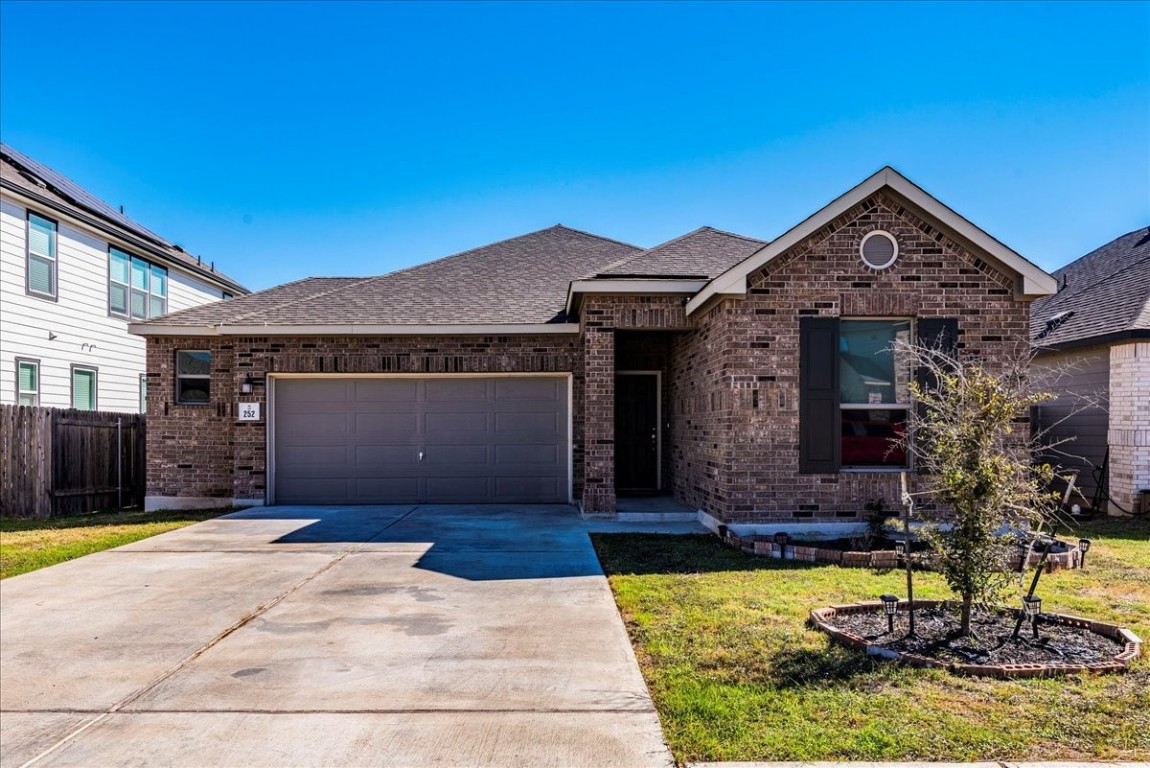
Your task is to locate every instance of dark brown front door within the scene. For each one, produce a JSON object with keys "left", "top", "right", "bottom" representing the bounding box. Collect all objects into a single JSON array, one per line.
[{"left": 615, "top": 373, "right": 659, "bottom": 492}]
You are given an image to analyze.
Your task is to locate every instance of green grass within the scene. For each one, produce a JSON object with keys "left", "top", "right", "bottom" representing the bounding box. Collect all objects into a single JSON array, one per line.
[
  {"left": 0, "top": 508, "right": 232, "bottom": 579},
  {"left": 592, "top": 517, "right": 1150, "bottom": 763}
]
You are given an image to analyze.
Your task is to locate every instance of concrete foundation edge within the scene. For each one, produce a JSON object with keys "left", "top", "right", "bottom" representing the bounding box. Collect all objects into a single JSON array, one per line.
[{"left": 145, "top": 496, "right": 264, "bottom": 511}]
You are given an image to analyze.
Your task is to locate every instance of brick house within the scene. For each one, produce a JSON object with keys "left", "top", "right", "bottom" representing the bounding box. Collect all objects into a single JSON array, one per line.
[
  {"left": 130, "top": 167, "right": 1056, "bottom": 526},
  {"left": 1031, "top": 227, "right": 1150, "bottom": 516}
]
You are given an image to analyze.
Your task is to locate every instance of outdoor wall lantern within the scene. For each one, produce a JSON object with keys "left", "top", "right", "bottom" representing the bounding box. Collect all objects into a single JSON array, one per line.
[
  {"left": 1078, "top": 538, "right": 1091, "bottom": 569},
  {"left": 880, "top": 594, "right": 899, "bottom": 633},
  {"left": 241, "top": 375, "right": 254, "bottom": 394},
  {"left": 1022, "top": 595, "right": 1042, "bottom": 640}
]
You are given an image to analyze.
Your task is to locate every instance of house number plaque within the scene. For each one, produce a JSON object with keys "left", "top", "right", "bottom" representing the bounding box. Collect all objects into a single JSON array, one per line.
[{"left": 238, "top": 402, "right": 261, "bottom": 421}]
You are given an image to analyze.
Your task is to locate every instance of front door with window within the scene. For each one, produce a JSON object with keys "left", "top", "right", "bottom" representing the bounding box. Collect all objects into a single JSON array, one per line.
[{"left": 615, "top": 373, "right": 659, "bottom": 493}]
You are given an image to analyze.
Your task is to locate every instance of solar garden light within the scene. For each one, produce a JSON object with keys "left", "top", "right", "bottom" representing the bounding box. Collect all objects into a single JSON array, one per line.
[
  {"left": 1017, "top": 541, "right": 1030, "bottom": 573},
  {"left": 1022, "top": 595, "right": 1042, "bottom": 640},
  {"left": 774, "top": 532, "right": 789, "bottom": 547},
  {"left": 894, "top": 540, "right": 906, "bottom": 558},
  {"left": 1078, "top": 538, "right": 1091, "bottom": 569},
  {"left": 880, "top": 594, "right": 899, "bottom": 634}
]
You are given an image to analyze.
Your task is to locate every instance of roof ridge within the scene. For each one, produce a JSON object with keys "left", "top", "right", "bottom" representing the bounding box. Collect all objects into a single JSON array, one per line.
[
  {"left": 551, "top": 223, "right": 642, "bottom": 251},
  {"left": 696, "top": 225, "right": 769, "bottom": 245},
  {"left": 591, "top": 227, "right": 710, "bottom": 275},
  {"left": 1053, "top": 225, "right": 1150, "bottom": 279},
  {"left": 141, "top": 275, "right": 329, "bottom": 325}
]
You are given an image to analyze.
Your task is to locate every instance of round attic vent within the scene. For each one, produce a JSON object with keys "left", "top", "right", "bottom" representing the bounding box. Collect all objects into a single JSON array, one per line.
[{"left": 860, "top": 230, "right": 899, "bottom": 269}]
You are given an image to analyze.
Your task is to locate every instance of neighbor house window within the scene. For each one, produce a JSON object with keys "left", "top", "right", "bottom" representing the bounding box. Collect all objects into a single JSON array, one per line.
[
  {"left": 26, "top": 212, "right": 58, "bottom": 299},
  {"left": 71, "top": 366, "right": 97, "bottom": 411},
  {"left": 176, "top": 350, "right": 211, "bottom": 404},
  {"left": 16, "top": 359, "right": 40, "bottom": 406},
  {"left": 109, "top": 247, "right": 167, "bottom": 319},
  {"left": 838, "top": 319, "right": 912, "bottom": 468},
  {"left": 139, "top": 374, "right": 148, "bottom": 413}
]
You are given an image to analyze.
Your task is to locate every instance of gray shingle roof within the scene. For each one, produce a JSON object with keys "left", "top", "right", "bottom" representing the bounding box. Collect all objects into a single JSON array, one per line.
[
  {"left": 0, "top": 144, "right": 247, "bottom": 294},
  {"left": 1031, "top": 227, "right": 1150, "bottom": 349},
  {"left": 145, "top": 225, "right": 641, "bottom": 327},
  {"left": 595, "top": 226, "right": 767, "bottom": 278}
]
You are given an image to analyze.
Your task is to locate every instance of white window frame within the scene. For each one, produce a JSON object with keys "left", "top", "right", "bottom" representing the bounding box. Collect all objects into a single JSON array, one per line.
[
  {"left": 26, "top": 212, "right": 58, "bottom": 300},
  {"left": 16, "top": 358, "right": 40, "bottom": 406}
]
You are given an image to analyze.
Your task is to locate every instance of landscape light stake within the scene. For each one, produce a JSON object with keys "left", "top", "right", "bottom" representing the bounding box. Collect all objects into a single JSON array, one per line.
[
  {"left": 899, "top": 472, "right": 916, "bottom": 638},
  {"left": 1078, "top": 538, "right": 1091, "bottom": 569},
  {"left": 881, "top": 594, "right": 899, "bottom": 634},
  {"left": 1011, "top": 538, "right": 1051, "bottom": 640},
  {"left": 1022, "top": 595, "right": 1042, "bottom": 640}
]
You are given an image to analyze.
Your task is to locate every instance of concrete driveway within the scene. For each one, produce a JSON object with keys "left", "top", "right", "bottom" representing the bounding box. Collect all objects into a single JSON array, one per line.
[{"left": 1, "top": 505, "right": 702, "bottom": 768}]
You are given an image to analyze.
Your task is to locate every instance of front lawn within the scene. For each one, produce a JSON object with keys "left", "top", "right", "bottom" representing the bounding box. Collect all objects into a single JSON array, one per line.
[
  {"left": 0, "top": 508, "right": 231, "bottom": 579},
  {"left": 592, "top": 518, "right": 1150, "bottom": 763}
]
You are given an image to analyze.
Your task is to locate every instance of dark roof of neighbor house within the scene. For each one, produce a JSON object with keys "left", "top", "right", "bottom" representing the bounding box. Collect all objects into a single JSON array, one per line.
[
  {"left": 142, "top": 225, "right": 641, "bottom": 327},
  {"left": 0, "top": 143, "right": 248, "bottom": 294},
  {"left": 1031, "top": 226, "right": 1150, "bottom": 350},
  {"left": 595, "top": 226, "right": 768, "bottom": 278}
]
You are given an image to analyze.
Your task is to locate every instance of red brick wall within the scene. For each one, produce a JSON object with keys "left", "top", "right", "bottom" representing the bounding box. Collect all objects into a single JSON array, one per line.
[
  {"left": 146, "top": 335, "right": 582, "bottom": 503},
  {"left": 677, "top": 191, "right": 1032, "bottom": 523}
]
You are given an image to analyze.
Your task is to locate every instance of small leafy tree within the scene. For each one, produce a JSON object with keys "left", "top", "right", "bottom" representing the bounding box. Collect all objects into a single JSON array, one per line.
[{"left": 895, "top": 341, "right": 1062, "bottom": 637}]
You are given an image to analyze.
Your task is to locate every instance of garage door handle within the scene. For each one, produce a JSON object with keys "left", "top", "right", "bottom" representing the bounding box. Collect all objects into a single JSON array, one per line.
[{"left": 419, "top": 451, "right": 424, "bottom": 462}]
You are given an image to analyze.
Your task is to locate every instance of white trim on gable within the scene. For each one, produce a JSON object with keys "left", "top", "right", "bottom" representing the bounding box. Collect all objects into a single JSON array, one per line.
[
  {"left": 565, "top": 279, "right": 708, "bottom": 315},
  {"left": 685, "top": 167, "right": 1057, "bottom": 317}
]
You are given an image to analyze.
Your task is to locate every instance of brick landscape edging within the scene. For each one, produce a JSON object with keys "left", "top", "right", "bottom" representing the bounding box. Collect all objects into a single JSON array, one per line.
[
  {"left": 721, "top": 531, "right": 1085, "bottom": 572},
  {"left": 808, "top": 599, "right": 1142, "bottom": 678}
]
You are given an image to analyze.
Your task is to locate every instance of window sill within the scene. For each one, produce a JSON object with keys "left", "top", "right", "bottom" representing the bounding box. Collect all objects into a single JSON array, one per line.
[
  {"left": 839, "top": 467, "right": 913, "bottom": 474},
  {"left": 25, "top": 290, "right": 59, "bottom": 303}
]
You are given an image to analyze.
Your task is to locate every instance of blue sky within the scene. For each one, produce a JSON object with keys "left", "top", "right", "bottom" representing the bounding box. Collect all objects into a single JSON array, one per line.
[{"left": 1, "top": 1, "right": 1147, "bottom": 292}]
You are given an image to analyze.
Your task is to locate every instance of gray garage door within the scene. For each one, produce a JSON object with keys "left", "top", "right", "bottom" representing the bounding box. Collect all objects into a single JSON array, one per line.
[{"left": 272, "top": 377, "right": 569, "bottom": 504}]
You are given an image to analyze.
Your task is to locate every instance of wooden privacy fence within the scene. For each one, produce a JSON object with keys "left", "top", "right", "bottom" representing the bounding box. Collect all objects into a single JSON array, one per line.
[{"left": 0, "top": 405, "right": 146, "bottom": 518}]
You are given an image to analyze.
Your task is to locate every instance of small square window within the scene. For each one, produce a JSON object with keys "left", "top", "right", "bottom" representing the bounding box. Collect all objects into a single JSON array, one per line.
[
  {"left": 176, "top": 350, "right": 211, "bottom": 404},
  {"left": 17, "top": 359, "right": 39, "bottom": 406}
]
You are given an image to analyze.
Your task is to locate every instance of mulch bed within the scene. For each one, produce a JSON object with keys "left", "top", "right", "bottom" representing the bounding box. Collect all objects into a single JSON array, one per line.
[{"left": 833, "top": 603, "right": 1124, "bottom": 666}]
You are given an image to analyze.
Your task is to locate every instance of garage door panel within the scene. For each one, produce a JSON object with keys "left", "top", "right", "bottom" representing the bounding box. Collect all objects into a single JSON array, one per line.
[
  {"left": 275, "top": 478, "right": 353, "bottom": 503},
  {"left": 354, "top": 379, "right": 418, "bottom": 401},
  {"left": 274, "top": 377, "right": 567, "bottom": 504},
  {"left": 424, "top": 444, "right": 488, "bottom": 465},
  {"left": 277, "top": 413, "right": 350, "bottom": 439},
  {"left": 494, "top": 411, "right": 560, "bottom": 436},
  {"left": 426, "top": 379, "right": 489, "bottom": 401},
  {"left": 354, "top": 411, "right": 419, "bottom": 435},
  {"left": 495, "top": 443, "right": 561, "bottom": 466},
  {"left": 278, "top": 379, "right": 353, "bottom": 403},
  {"left": 495, "top": 378, "right": 561, "bottom": 401},
  {"left": 354, "top": 444, "right": 419, "bottom": 468},
  {"left": 425, "top": 411, "right": 486, "bottom": 435}
]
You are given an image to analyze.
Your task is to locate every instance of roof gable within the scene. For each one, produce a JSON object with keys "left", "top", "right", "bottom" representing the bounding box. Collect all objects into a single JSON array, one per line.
[
  {"left": 595, "top": 226, "right": 767, "bottom": 278},
  {"left": 1030, "top": 226, "right": 1150, "bottom": 349},
  {"left": 685, "top": 167, "right": 1057, "bottom": 316}
]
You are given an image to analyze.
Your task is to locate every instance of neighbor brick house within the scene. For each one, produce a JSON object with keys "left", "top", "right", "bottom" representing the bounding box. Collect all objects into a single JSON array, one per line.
[
  {"left": 1031, "top": 227, "right": 1150, "bottom": 516},
  {"left": 131, "top": 168, "right": 1056, "bottom": 526}
]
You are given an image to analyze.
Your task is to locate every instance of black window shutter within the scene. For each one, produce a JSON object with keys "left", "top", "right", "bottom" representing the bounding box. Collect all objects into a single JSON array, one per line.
[
  {"left": 799, "top": 316, "right": 840, "bottom": 473},
  {"left": 916, "top": 318, "right": 959, "bottom": 392}
]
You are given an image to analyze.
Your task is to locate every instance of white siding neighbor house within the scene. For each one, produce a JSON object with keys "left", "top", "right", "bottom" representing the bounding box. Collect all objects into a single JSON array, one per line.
[{"left": 0, "top": 144, "right": 247, "bottom": 412}]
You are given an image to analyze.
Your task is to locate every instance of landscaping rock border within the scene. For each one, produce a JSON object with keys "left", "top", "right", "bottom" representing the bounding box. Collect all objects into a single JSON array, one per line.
[
  {"left": 720, "top": 531, "right": 1085, "bottom": 571},
  {"left": 809, "top": 599, "right": 1142, "bottom": 678}
]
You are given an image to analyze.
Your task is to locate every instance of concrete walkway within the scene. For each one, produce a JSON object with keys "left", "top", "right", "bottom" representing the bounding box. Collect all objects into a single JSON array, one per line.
[{"left": 2, "top": 505, "right": 704, "bottom": 768}]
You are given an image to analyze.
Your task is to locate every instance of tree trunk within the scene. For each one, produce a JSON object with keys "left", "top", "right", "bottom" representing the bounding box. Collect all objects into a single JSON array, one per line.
[{"left": 961, "top": 594, "right": 973, "bottom": 636}]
